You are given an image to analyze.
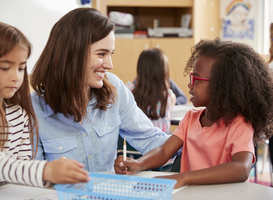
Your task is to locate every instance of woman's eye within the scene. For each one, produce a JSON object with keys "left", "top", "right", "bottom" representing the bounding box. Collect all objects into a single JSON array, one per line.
[{"left": 98, "top": 53, "right": 105, "bottom": 57}]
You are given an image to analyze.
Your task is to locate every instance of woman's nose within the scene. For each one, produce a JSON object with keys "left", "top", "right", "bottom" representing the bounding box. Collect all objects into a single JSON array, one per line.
[{"left": 104, "top": 56, "right": 113, "bottom": 70}]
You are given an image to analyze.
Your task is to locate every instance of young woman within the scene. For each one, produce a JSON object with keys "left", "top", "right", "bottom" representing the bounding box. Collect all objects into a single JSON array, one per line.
[{"left": 30, "top": 8, "right": 169, "bottom": 172}]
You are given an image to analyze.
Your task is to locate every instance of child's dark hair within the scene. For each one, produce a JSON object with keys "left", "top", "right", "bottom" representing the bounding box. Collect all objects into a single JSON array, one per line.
[
  {"left": 185, "top": 37, "right": 273, "bottom": 143},
  {"left": 133, "top": 48, "right": 170, "bottom": 120}
]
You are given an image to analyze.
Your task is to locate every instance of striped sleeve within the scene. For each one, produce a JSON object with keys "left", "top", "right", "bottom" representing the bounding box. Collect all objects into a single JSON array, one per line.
[
  {"left": 0, "top": 152, "right": 48, "bottom": 187},
  {"left": 17, "top": 108, "right": 31, "bottom": 160}
]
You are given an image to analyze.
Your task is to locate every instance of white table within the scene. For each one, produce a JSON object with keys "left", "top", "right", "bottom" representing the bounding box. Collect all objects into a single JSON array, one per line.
[
  {"left": 135, "top": 171, "right": 273, "bottom": 200},
  {"left": 170, "top": 103, "right": 196, "bottom": 125},
  {"left": 172, "top": 181, "right": 273, "bottom": 200},
  {"left": 1, "top": 171, "right": 273, "bottom": 200}
]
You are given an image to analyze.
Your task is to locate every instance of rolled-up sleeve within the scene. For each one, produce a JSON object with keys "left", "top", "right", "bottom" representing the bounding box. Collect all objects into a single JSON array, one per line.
[{"left": 111, "top": 74, "right": 170, "bottom": 155}]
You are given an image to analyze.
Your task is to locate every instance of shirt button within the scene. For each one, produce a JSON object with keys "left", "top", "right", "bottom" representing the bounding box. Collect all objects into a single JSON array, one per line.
[
  {"left": 59, "top": 146, "right": 63, "bottom": 151},
  {"left": 89, "top": 156, "right": 92, "bottom": 160},
  {"left": 108, "top": 126, "right": 111, "bottom": 130},
  {"left": 87, "top": 109, "right": 91, "bottom": 113},
  {"left": 83, "top": 133, "right": 87, "bottom": 137}
]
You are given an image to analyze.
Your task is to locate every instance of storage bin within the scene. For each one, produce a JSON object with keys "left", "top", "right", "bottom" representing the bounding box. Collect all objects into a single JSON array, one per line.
[{"left": 54, "top": 172, "right": 176, "bottom": 200}]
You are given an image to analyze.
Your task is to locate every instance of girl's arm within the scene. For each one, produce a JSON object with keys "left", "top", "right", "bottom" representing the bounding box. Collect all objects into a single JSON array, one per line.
[
  {"left": 114, "top": 135, "right": 183, "bottom": 174},
  {"left": 0, "top": 153, "right": 90, "bottom": 187},
  {"left": 17, "top": 111, "right": 31, "bottom": 160},
  {"left": 157, "top": 151, "right": 253, "bottom": 188}
]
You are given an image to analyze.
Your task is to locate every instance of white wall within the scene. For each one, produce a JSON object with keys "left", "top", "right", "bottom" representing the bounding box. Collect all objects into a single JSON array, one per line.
[{"left": 0, "top": 0, "right": 91, "bottom": 73}]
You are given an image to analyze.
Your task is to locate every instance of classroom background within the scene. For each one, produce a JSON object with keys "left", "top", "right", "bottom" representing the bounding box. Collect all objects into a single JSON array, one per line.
[{"left": 0, "top": 0, "right": 273, "bottom": 187}]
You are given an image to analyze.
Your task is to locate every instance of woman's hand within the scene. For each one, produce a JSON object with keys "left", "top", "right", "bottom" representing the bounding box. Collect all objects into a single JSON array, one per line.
[
  {"left": 114, "top": 155, "right": 142, "bottom": 175},
  {"left": 43, "top": 156, "right": 90, "bottom": 184}
]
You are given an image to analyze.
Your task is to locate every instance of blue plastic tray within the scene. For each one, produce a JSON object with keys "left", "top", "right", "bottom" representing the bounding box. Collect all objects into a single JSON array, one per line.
[{"left": 54, "top": 172, "right": 176, "bottom": 200}]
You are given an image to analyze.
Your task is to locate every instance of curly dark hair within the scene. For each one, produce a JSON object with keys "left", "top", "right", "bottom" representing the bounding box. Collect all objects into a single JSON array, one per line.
[{"left": 184, "top": 37, "right": 273, "bottom": 143}]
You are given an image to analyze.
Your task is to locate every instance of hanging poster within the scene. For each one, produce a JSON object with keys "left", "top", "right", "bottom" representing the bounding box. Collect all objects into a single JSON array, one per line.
[{"left": 221, "top": 0, "right": 255, "bottom": 40}]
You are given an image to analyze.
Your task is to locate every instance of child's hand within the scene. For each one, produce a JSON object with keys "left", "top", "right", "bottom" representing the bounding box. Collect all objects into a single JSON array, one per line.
[
  {"left": 43, "top": 156, "right": 90, "bottom": 184},
  {"left": 114, "top": 155, "right": 142, "bottom": 175}
]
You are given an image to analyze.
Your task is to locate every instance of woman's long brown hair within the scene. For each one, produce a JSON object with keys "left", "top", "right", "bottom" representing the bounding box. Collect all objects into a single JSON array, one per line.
[
  {"left": 31, "top": 8, "right": 116, "bottom": 122},
  {"left": 0, "top": 22, "right": 38, "bottom": 157}
]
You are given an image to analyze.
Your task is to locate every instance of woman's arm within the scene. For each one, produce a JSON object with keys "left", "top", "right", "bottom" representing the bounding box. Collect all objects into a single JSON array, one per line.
[{"left": 157, "top": 151, "right": 253, "bottom": 189}]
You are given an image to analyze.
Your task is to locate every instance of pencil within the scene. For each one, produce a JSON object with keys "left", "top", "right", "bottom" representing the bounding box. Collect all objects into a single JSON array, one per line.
[{"left": 123, "top": 138, "right": 127, "bottom": 161}]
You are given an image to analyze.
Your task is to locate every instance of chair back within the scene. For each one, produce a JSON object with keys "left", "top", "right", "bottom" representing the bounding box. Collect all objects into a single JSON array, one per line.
[
  {"left": 171, "top": 155, "right": 181, "bottom": 172},
  {"left": 117, "top": 134, "right": 142, "bottom": 159}
]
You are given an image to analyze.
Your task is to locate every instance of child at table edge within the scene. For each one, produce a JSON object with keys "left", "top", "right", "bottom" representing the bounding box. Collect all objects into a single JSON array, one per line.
[
  {"left": 114, "top": 37, "right": 273, "bottom": 189},
  {"left": 0, "top": 21, "right": 90, "bottom": 187}
]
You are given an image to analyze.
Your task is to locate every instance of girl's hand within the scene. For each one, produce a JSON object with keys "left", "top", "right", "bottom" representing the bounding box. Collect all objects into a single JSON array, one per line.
[
  {"left": 114, "top": 155, "right": 142, "bottom": 175},
  {"left": 43, "top": 156, "right": 90, "bottom": 184}
]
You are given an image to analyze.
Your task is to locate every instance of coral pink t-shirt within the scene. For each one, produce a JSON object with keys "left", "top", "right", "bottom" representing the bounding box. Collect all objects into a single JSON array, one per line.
[{"left": 173, "top": 109, "right": 255, "bottom": 172}]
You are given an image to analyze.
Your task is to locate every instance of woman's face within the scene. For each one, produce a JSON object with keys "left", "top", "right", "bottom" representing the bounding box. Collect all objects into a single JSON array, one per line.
[
  {"left": 0, "top": 45, "right": 27, "bottom": 99},
  {"left": 87, "top": 30, "right": 115, "bottom": 89}
]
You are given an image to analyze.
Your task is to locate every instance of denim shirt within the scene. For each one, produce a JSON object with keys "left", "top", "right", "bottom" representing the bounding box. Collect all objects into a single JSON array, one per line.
[{"left": 31, "top": 73, "right": 170, "bottom": 172}]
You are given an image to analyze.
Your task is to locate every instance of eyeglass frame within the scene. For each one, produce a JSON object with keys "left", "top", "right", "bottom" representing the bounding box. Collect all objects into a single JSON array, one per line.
[{"left": 189, "top": 72, "right": 210, "bottom": 85}]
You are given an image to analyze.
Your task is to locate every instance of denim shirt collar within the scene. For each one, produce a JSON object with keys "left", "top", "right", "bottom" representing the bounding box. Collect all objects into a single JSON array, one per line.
[
  {"left": 89, "top": 92, "right": 96, "bottom": 106},
  {"left": 41, "top": 99, "right": 54, "bottom": 118}
]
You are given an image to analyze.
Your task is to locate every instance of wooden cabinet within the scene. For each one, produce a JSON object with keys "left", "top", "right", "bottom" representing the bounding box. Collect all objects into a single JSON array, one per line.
[
  {"left": 111, "top": 38, "right": 150, "bottom": 84},
  {"left": 93, "top": 0, "right": 220, "bottom": 100},
  {"left": 150, "top": 38, "right": 194, "bottom": 97}
]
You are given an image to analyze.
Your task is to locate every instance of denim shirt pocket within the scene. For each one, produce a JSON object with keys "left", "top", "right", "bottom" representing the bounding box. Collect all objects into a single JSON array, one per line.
[
  {"left": 94, "top": 114, "right": 121, "bottom": 166},
  {"left": 42, "top": 137, "right": 78, "bottom": 161},
  {"left": 94, "top": 114, "right": 121, "bottom": 138}
]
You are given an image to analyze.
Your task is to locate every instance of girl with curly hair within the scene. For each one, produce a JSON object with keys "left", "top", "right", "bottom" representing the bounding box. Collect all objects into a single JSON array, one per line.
[{"left": 114, "top": 37, "right": 273, "bottom": 188}]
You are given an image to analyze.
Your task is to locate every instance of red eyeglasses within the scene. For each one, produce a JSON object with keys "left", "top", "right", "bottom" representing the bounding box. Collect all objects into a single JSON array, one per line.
[{"left": 190, "top": 73, "right": 210, "bottom": 85}]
